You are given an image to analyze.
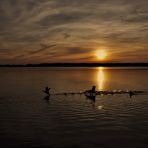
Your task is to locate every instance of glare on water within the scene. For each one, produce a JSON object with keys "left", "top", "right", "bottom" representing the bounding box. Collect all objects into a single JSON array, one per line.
[{"left": 97, "top": 67, "right": 106, "bottom": 90}]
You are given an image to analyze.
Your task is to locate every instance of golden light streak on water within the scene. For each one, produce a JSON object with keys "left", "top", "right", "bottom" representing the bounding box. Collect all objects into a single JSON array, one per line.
[{"left": 97, "top": 67, "right": 106, "bottom": 90}]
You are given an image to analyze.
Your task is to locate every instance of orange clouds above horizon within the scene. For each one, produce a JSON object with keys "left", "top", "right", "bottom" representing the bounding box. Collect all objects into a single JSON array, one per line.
[{"left": 0, "top": 0, "right": 148, "bottom": 64}]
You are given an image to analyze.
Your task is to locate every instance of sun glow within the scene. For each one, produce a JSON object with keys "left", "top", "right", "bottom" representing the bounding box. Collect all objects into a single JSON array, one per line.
[{"left": 96, "top": 50, "right": 107, "bottom": 60}]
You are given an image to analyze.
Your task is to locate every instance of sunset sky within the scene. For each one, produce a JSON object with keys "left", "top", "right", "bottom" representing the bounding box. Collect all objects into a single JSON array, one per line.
[{"left": 0, "top": 0, "right": 148, "bottom": 64}]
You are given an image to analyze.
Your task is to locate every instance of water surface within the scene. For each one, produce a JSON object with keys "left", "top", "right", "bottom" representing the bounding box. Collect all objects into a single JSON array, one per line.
[{"left": 0, "top": 67, "right": 148, "bottom": 148}]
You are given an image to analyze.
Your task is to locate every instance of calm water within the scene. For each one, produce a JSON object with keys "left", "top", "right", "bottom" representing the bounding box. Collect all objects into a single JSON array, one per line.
[{"left": 0, "top": 67, "right": 148, "bottom": 148}]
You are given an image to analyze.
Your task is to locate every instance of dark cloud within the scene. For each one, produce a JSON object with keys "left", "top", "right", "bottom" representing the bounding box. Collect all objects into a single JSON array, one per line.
[
  {"left": 0, "top": 0, "right": 148, "bottom": 63},
  {"left": 65, "top": 47, "right": 92, "bottom": 54},
  {"left": 29, "top": 44, "right": 57, "bottom": 54}
]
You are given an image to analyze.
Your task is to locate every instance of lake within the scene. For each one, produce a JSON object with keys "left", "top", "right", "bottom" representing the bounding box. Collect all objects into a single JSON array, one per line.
[{"left": 0, "top": 67, "right": 148, "bottom": 148}]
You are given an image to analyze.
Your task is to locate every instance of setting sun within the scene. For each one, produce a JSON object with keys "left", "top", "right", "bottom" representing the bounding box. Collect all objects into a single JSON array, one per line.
[{"left": 96, "top": 50, "right": 107, "bottom": 60}]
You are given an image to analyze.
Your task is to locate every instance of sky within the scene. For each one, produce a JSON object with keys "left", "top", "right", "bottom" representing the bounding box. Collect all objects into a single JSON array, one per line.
[{"left": 0, "top": 0, "right": 148, "bottom": 64}]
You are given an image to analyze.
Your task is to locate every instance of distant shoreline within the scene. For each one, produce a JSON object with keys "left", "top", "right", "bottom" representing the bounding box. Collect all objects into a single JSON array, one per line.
[{"left": 0, "top": 63, "right": 148, "bottom": 67}]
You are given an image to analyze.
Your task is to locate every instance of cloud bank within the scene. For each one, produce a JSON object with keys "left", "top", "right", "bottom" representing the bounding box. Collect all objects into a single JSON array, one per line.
[{"left": 0, "top": 0, "right": 148, "bottom": 63}]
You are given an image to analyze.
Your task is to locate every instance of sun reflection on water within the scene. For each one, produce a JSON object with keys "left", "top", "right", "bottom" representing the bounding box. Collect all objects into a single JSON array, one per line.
[
  {"left": 97, "top": 67, "right": 106, "bottom": 90},
  {"left": 97, "top": 105, "right": 103, "bottom": 110}
]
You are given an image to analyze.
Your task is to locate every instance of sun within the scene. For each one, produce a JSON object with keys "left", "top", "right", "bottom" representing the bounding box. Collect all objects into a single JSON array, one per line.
[{"left": 96, "top": 50, "right": 107, "bottom": 60}]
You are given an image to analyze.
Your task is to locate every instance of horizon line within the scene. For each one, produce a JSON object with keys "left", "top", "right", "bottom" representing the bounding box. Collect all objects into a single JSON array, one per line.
[{"left": 0, "top": 63, "right": 148, "bottom": 67}]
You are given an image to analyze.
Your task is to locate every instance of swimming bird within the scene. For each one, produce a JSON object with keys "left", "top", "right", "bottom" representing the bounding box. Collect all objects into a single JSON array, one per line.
[{"left": 43, "top": 86, "right": 50, "bottom": 95}]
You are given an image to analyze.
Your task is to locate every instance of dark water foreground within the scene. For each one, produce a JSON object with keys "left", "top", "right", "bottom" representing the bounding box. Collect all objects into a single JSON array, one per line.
[{"left": 0, "top": 67, "right": 148, "bottom": 148}]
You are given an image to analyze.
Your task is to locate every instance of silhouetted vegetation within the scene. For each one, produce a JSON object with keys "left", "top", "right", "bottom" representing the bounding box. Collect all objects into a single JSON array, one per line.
[{"left": 0, "top": 63, "right": 148, "bottom": 67}]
